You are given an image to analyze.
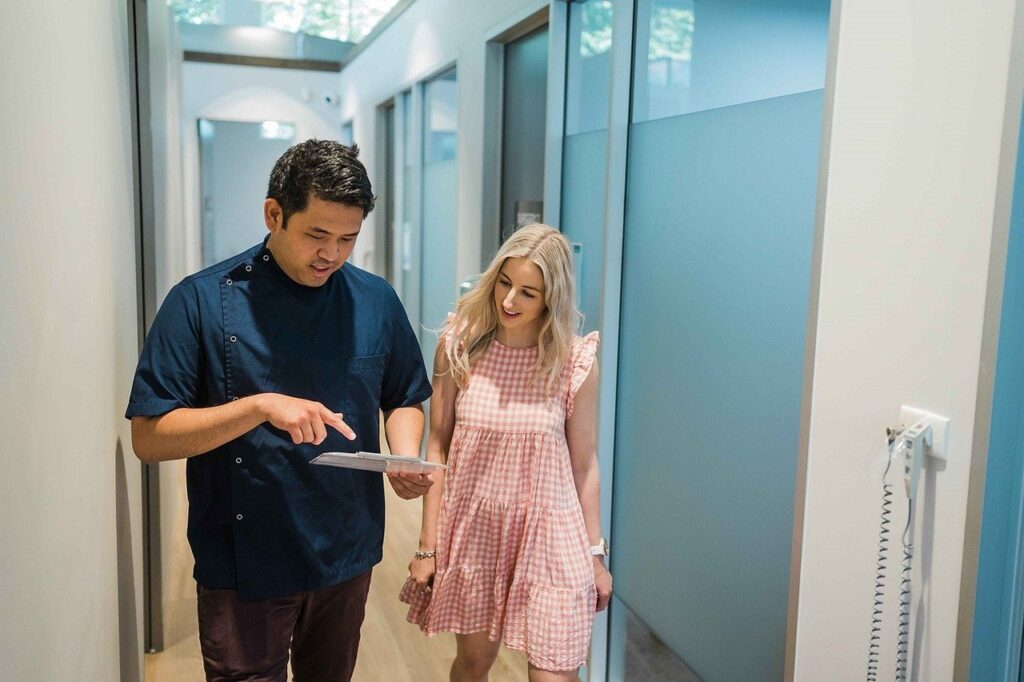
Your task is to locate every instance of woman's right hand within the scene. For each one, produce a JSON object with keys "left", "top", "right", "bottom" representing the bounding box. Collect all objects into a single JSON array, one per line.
[{"left": 409, "top": 554, "right": 436, "bottom": 594}]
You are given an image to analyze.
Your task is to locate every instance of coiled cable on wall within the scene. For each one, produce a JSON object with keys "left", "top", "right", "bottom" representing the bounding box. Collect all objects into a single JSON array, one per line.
[
  {"left": 895, "top": 499, "right": 914, "bottom": 681},
  {"left": 867, "top": 437, "right": 902, "bottom": 681}
]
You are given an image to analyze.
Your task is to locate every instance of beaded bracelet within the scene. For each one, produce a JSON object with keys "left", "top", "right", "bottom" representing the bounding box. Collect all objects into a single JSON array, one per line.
[{"left": 414, "top": 550, "right": 436, "bottom": 560}]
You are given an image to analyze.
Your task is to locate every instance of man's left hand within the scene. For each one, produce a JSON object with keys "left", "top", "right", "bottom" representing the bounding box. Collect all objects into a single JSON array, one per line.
[{"left": 386, "top": 471, "right": 434, "bottom": 499}]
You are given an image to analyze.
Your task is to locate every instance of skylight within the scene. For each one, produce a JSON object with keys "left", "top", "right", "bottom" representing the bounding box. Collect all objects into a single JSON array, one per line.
[{"left": 169, "top": 0, "right": 403, "bottom": 43}]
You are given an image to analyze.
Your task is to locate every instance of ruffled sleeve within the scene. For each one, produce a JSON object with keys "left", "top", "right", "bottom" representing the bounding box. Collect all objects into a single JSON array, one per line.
[{"left": 566, "top": 331, "right": 599, "bottom": 418}]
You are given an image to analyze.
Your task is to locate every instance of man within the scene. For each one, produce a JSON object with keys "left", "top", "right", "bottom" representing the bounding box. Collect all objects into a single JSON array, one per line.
[{"left": 127, "top": 139, "right": 433, "bottom": 681}]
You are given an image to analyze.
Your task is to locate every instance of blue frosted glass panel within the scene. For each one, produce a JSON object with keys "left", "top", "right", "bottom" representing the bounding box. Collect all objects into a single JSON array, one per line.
[
  {"left": 613, "top": 90, "right": 823, "bottom": 681},
  {"left": 560, "top": 130, "right": 606, "bottom": 333},
  {"left": 420, "top": 159, "right": 457, "bottom": 357},
  {"left": 971, "top": 110, "right": 1024, "bottom": 681},
  {"left": 633, "top": 0, "right": 830, "bottom": 121},
  {"left": 565, "top": 0, "right": 613, "bottom": 135},
  {"left": 420, "top": 71, "right": 457, "bottom": 360},
  {"left": 398, "top": 90, "right": 414, "bottom": 307},
  {"left": 424, "top": 71, "right": 457, "bottom": 164}
]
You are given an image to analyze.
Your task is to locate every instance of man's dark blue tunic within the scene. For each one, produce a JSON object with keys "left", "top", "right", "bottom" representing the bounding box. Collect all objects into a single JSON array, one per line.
[{"left": 126, "top": 238, "right": 431, "bottom": 599}]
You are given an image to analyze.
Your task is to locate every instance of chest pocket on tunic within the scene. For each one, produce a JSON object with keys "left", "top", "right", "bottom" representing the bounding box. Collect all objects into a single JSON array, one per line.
[{"left": 339, "top": 354, "right": 386, "bottom": 415}]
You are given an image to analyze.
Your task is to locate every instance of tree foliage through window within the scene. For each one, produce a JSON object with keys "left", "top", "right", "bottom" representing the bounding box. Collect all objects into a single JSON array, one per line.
[
  {"left": 169, "top": 0, "right": 222, "bottom": 24},
  {"left": 168, "top": 0, "right": 400, "bottom": 42},
  {"left": 577, "top": 0, "right": 692, "bottom": 62}
]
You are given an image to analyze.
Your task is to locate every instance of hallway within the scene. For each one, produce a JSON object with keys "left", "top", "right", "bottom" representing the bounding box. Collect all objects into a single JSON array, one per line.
[{"left": 5, "top": 0, "right": 1024, "bottom": 680}]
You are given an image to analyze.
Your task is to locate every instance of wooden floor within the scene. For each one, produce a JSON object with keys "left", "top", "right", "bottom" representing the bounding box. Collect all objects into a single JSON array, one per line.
[{"left": 145, "top": 462, "right": 528, "bottom": 681}]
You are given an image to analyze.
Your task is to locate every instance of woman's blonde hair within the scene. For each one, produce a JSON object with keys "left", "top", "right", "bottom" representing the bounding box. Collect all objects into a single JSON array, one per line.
[{"left": 442, "top": 223, "right": 581, "bottom": 393}]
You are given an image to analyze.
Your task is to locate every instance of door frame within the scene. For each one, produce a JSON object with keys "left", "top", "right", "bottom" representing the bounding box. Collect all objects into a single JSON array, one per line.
[{"left": 482, "top": 3, "right": 551, "bottom": 267}]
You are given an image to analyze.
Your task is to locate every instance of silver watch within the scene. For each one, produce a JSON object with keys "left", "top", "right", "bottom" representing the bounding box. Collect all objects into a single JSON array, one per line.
[{"left": 590, "top": 538, "right": 609, "bottom": 557}]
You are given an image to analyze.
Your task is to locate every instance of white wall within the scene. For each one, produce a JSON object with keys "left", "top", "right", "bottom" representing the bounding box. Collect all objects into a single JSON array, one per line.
[
  {"left": 0, "top": 1, "right": 143, "bottom": 680},
  {"left": 794, "top": 0, "right": 1020, "bottom": 678},
  {"left": 181, "top": 62, "right": 341, "bottom": 274},
  {"left": 336, "top": 0, "right": 548, "bottom": 282}
]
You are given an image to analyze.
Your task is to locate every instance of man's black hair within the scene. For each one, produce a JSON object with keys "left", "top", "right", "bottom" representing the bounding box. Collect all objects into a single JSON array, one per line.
[{"left": 267, "top": 139, "right": 376, "bottom": 226}]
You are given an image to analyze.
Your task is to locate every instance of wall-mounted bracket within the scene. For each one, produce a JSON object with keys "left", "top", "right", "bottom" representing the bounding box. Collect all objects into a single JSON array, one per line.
[{"left": 899, "top": 405, "right": 951, "bottom": 461}]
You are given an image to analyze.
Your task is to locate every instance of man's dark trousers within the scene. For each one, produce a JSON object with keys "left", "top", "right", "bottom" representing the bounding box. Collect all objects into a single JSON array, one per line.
[{"left": 197, "top": 570, "right": 373, "bottom": 682}]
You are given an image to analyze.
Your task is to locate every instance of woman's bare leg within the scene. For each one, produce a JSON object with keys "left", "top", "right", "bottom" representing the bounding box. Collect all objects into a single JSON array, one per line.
[{"left": 450, "top": 631, "right": 502, "bottom": 682}]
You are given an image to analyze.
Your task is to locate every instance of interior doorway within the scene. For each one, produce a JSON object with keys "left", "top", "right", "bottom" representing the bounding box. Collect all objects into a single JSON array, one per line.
[
  {"left": 197, "top": 119, "right": 295, "bottom": 267},
  {"left": 500, "top": 25, "right": 549, "bottom": 242},
  {"left": 481, "top": 9, "right": 550, "bottom": 266}
]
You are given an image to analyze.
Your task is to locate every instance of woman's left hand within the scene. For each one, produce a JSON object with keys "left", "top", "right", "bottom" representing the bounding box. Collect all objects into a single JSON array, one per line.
[{"left": 594, "top": 558, "right": 613, "bottom": 612}]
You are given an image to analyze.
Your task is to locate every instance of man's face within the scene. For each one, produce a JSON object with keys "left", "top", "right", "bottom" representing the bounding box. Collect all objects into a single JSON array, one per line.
[{"left": 264, "top": 195, "right": 363, "bottom": 287}]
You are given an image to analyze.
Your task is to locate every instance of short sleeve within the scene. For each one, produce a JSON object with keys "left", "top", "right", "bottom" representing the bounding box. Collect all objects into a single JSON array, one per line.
[
  {"left": 380, "top": 290, "right": 433, "bottom": 411},
  {"left": 566, "top": 331, "right": 599, "bottom": 419},
  {"left": 125, "top": 283, "right": 203, "bottom": 419}
]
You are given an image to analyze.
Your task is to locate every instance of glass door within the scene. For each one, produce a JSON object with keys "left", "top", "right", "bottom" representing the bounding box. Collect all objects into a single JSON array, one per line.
[{"left": 609, "top": 1, "right": 832, "bottom": 678}]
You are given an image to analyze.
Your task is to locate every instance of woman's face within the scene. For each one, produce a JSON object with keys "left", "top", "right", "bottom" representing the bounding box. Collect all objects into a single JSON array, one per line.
[{"left": 493, "top": 257, "right": 547, "bottom": 339}]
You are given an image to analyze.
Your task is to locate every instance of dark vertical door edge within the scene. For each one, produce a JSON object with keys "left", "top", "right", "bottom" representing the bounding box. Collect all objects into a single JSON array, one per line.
[{"left": 127, "top": 0, "right": 163, "bottom": 653}]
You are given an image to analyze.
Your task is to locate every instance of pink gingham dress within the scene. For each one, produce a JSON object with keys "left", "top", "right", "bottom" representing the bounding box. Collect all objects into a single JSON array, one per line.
[{"left": 401, "top": 329, "right": 599, "bottom": 671}]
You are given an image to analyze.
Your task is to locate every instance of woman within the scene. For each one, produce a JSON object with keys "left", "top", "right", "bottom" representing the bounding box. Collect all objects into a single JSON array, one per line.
[{"left": 399, "top": 224, "right": 612, "bottom": 681}]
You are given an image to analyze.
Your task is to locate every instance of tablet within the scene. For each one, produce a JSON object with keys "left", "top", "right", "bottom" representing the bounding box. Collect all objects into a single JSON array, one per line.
[{"left": 311, "top": 451, "right": 446, "bottom": 474}]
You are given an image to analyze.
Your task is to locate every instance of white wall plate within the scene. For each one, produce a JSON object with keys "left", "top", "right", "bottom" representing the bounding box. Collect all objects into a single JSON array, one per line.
[{"left": 899, "top": 405, "right": 951, "bottom": 461}]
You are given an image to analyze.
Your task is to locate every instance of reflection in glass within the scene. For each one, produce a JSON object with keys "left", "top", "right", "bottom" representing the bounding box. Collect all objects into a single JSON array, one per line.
[
  {"left": 640, "top": 0, "right": 694, "bottom": 120},
  {"left": 565, "top": 0, "right": 613, "bottom": 136},
  {"left": 633, "top": 0, "right": 830, "bottom": 121},
  {"left": 424, "top": 70, "right": 458, "bottom": 164}
]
